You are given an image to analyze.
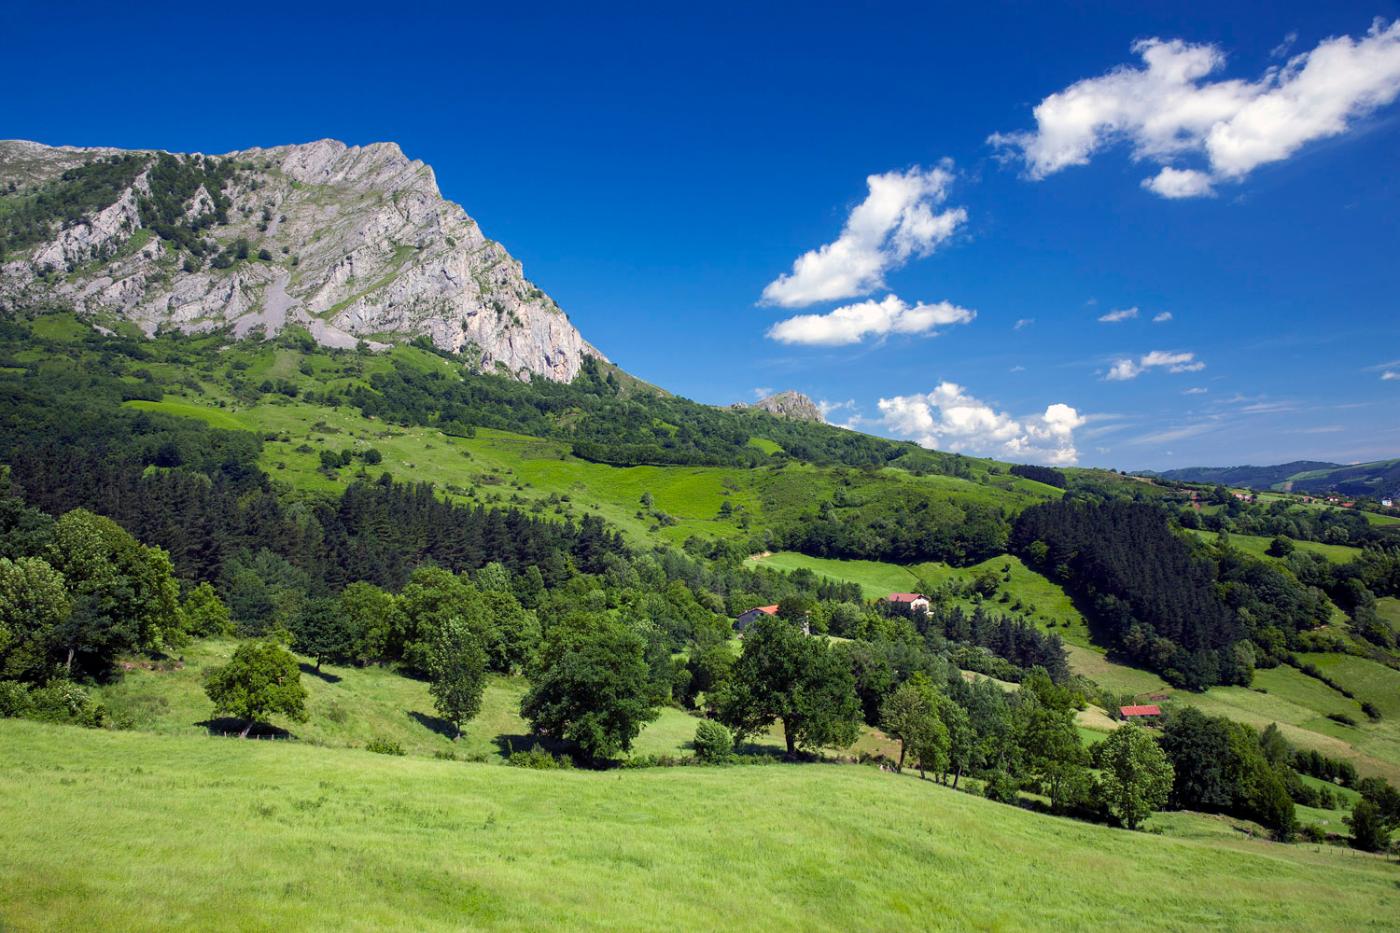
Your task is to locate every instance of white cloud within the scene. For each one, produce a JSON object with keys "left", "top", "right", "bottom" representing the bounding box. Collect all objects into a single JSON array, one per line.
[
  {"left": 766, "top": 294, "right": 975, "bottom": 346},
  {"left": 760, "top": 165, "right": 967, "bottom": 307},
  {"left": 1105, "top": 349, "right": 1205, "bottom": 380},
  {"left": 1384, "top": 370, "right": 1399, "bottom": 381},
  {"left": 991, "top": 20, "right": 1400, "bottom": 197},
  {"left": 1153, "top": 311, "right": 1174, "bottom": 322},
  {"left": 752, "top": 386, "right": 774, "bottom": 399},
  {"left": 1143, "top": 167, "right": 1216, "bottom": 198},
  {"left": 877, "top": 381, "right": 1086, "bottom": 465},
  {"left": 1184, "top": 386, "right": 1208, "bottom": 394},
  {"left": 1010, "top": 364, "right": 1027, "bottom": 372},
  {"left": 1014, "top": 318, "right": 1034, "bottom": 330},
  {"left": 1098, "top": 307, "right": 1139, "bottom": 323}
]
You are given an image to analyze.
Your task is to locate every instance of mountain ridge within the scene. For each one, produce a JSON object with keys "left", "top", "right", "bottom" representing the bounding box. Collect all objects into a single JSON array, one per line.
[{"left": 0, "top": 138, "right": 604, "bottom": 381}]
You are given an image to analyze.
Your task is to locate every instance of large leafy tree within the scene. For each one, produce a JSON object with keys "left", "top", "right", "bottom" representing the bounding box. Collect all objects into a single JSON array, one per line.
[
  {"left": 203, "top": 640, "right": 308, "bottom": 737},
  {"left": 337, "top": 581, "right": 398, "bottom": 665},
  {"left": 0, "top": 556, "right": 71, "bottom": 682},
  {"left": 1017, "top": 700, "right": 1088, "bottom": 812},
  {"left": 880, "top": 677, "right": 941, "bottom": 774},
  {"left": 717, "top": 614, "right": 861, "bottom": 757},
  {"left": 427, "top": 616, "right": 488, "bottom": 740},
  {"left": 520, "top": 613, "right": 658, "bottom": 763},
  {"left": 44, "top": 509, "right": 184, "bottom": 677},
  {"left": 1094, "top": 723, "right": 1174, "bottom": 829},
  {"left": 290, "top": 597, "right": 356, "bottom": 671}
]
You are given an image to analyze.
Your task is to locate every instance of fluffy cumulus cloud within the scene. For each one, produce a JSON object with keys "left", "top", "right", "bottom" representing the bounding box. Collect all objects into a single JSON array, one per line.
[
  {"left": 1153, "top": 311, "right": 1174, "bottom": 322},
  {"left": 990, "top": 20, "right": 1400, "bottom": 197},
  {"left": 1098, "top": 307, "right": 1139, "bottom": 323},
  {"left": 767, "top": 294, "right": 975, "bottom": 346},
  {"left": 1384, "top": 370, "right": 1399, "bottom": 381},
  {"left": 1106, "top": 349, "right": 1205, "bottom": 380},
  {"left": 760, "top": 165, "right": 967, "bottom": 307},
  {"left": 877, "top": 382, "right": 1086, "bottom": 465}
]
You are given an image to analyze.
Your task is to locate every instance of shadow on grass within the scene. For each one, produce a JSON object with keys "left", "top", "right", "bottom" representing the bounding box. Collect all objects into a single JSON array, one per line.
[
  {"left": 494, "top": 733, "right": 573, "bottom": 758},
  {"left": 298, "top": 663, "right": 342, "bottom": 683},
  {"left": 197, "top": 717, "right": 293, "bottom": 740},
  {"left": 407, "top": 710, "right": 457, "bottom": 739}
]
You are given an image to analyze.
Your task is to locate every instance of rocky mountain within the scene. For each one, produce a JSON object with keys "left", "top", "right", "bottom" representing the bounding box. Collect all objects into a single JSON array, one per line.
[
  {"left": 0, "top": 139, "right": 604, "bottom": 381},
  {"left": 742, "top": 390, "right": 824, "bottom": 423}
]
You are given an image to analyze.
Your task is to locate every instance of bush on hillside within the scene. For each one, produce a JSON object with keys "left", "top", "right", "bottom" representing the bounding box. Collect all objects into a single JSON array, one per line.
[{"left": 692, "top": 720, "right": 733, "bottom": 763}]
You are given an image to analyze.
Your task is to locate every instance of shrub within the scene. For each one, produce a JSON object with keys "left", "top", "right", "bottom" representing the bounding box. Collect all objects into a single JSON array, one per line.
[
  {"left": 0, "top": 680, "right": 34, "bottom": 717},
  {"left": 982, "top": 771, "right": 1020, "bottom": 804},
  {"left": 27, "top": 681, "right": 107, "bottom": 728},
  {"left": 1327, "top": 712, "right": 1358, "bottom": 727},
  {"left": 365, "top": 737, "right": 405, "bottom": 756},
  {"left": 506, "top": 748, "right": 573, "bottom": 770},
  {"left": 693, "top": 720, "right": 734, "bottom": 763}
]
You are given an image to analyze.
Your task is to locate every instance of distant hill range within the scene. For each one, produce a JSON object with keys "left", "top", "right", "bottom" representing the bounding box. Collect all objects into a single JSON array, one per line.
[{"left": 1144, "top": 459, "right": 1400, "bottom": 498}]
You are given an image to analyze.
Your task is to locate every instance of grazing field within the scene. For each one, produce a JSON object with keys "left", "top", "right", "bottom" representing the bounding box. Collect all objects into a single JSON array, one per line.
[
  {"left": 93, "top": 639, "right": 830, "bottom": 763},
  {"left": 2, "top": 720, "right": 1397, "bottom": 931},
  {"left": 1184, "top": 528, "right": 1364, "bottom": 564},
  {"left": 122, "top": 386, "right": 1054, "bottom": 552},
  {"left": 1378, "top": 597, "right": 1400, "bottom": 635},
  {"left": 1298, "top": 653, "right": 1400, "bottom": 719},
  {"left": 747, "top": 552, "right": 1090, "bottom": 642}
]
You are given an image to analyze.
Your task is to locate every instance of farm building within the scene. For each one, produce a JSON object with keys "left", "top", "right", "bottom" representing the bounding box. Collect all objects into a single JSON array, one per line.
[
  {"left": 887, "top": 593, "right": 931, "bottom": 617},
  {"left": 733, "top": 605, "right": 810, "bottom": 636},
  {"left": 1119, "top": 704, "right": 1162, "bottom": 722}
]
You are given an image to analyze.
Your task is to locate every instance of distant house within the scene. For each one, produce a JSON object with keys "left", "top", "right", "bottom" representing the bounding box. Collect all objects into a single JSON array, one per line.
[
  {"left": 734, "top": 605, "right": 812, "bottom": 636},
  {"left": 1120, "top": 704, "right": 1162, "bottom": 721},
  {"left": 888, "top": 593, "right": 931, "bottom": 617}
]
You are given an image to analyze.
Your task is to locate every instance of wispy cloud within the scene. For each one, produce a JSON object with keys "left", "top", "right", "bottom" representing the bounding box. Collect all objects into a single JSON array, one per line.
[
  {"left": 1098, "top": 307, "right": 1139, "bottom": 323},
  {"left": 1153, "top": 311, "right": 1173, "bottom": 323},
  {"left": 1014, "top": 318, "right": 1034, "bottom": 330},
  {"left": 1106, "top": 350, "right": 1205, "bottom": 380},
  {"left": 767, "top": 294, "right": 975, "bottom": 346},
  {"left": 1383, "top": 370, "right": 1399, "bottom": 381},
  {"left": 761, "top": 164, "right": 966, "bottom": 307},
  {"left": 1183, "top": 386, "right": 1208, "bottom": 394},
  {"left": 990, "top": 21, "right": 1400, "bottom": 197}
]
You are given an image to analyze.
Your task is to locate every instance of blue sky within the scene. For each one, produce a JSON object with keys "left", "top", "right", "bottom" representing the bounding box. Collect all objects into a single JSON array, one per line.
[{"left": 3, "top": 1, "right": 1399, "bottom": 469}]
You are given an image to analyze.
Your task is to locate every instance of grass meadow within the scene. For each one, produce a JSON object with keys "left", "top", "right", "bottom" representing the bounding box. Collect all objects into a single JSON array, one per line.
[{"left": 3, "top": 719, "right": 1397, "bottom": 931}]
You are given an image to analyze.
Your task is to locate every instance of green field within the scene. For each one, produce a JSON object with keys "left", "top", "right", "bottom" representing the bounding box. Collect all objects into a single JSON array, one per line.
[
  {"left": 1298, "top": 653, "right": 1400, "bottom": 719},
  {"left": 1378, "top": 597, "right": 1400, "bottom": 635},
  {"left": 3, "top": 719, "right": 1396, "bottom": 930},
  {"left": 747, "top": 552, "right": 1090, "bottom": 643},
  {"left": 121, "top": 389, "right": 1055, "bottom": 552},
  {"left": 1185, "top": 528, "right": 1363, "bottom": 564},
  {"left": 94, "top": 638, "right": 797, "bottom": 763}
]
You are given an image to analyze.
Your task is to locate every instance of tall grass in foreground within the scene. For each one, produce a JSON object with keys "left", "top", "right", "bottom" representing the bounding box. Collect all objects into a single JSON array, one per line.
[{"left": 1, "top": 720, "right": 1395, "bottom": 930}]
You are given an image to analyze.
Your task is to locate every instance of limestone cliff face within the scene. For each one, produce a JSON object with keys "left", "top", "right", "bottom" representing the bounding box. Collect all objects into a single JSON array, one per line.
[
  {"left": 0, "top": 139, "right": 604, "bottom": 381},
  {"left": 743, "top": 390, "right": 825, "bottom": 423}
]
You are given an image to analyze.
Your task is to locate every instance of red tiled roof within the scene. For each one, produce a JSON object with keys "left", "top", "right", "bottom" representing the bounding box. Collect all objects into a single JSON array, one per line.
[
  {"left": 1120, "top": 705, "right": 1162, "bottom": 717},
  {"left": 745, "top": 605, "right": 779, "bottom": 616},
  {"left": 888, "top": 593, "right": 927, "bottom": 602}
]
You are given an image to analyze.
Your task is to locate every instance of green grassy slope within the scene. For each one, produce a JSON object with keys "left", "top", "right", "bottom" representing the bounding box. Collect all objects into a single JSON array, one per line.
[
  {"left": 1184, "top": 528, "right": 1363, "bottom": 564},
  {"left": 124, "top": 391, "right": 1056, "bottom": 551},
  {"left": 93, "top": 638, "right": 792, "bottom": 763},
  {"left": 2, "top": 720, "right": 1396, "bottom": 931}
]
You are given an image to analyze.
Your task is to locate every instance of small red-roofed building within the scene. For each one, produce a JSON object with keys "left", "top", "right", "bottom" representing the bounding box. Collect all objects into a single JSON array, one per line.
[
  {"left": 1120, "top": 704, "right": 1162, "bottom": 722},
  {"left": 887, "top": 593, "right": 931, "bottom": 617}
]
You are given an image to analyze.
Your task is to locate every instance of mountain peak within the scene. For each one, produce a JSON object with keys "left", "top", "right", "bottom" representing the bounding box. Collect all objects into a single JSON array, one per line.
[
  {"left": 745, "top": 390, "right": 824, "bottom": 422},
  {"left": 0, "top": 139, "right": 604, "bottom": 381}
]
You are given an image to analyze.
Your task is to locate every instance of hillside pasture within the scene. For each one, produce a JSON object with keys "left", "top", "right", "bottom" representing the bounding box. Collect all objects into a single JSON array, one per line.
[{"left": 3, "top": 720, "right": 1397, "bottom": 930}]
